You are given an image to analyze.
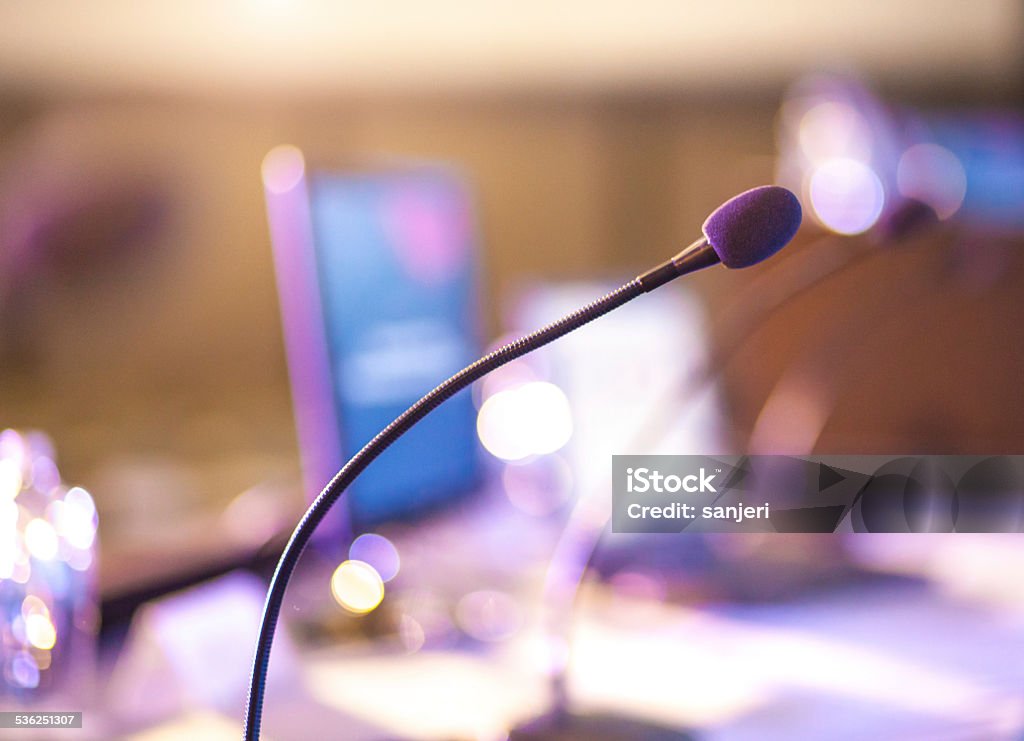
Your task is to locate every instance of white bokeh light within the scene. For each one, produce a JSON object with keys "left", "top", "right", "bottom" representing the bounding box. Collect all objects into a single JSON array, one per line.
[
  {"left": 897, "top": 143, "right": 967, "bottom": 220},
  {"left": 349, "top": 533, "right": 400, "bottom": 583},
  {"left": 261, "top": 145, "right": 306, "bottom": 195},
  {"left": 54, "top": 488, "right": 98, "bottom": 550},
  {"left": 476, "top": 381, "right": 573, "bottom": 461},
  {"left": 798, "top": 101, "right": 873, "bottom": 164},
  {"left": 24, "top": 518, "right": 59, "bottom": 561},
  {"left": 809, "top": 158, "right": 886, "bottom": 235},
  {"left": 0, "top": 458, "right": 22, "bottom": 500}
]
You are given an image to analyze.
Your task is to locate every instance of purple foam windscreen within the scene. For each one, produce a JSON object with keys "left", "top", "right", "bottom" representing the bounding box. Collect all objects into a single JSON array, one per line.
[{"left": 702, "top": 185, "right": 802, "bottom": 269}]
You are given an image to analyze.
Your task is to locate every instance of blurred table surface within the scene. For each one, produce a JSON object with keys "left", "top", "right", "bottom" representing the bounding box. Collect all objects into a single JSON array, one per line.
[{"left": 102, "top": 570, "right": 1024, "bottom": 741}]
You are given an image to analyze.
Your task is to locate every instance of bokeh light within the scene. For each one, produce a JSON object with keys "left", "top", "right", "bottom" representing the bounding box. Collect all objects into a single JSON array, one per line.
[
  {"left": 349, "top": 533, "right": 401, "bottom": 583},
  {"left": 63, "top": 486, "right": 97, "bottom": 520},
  {"left": 11, "top": 558, "right": 31, "bottom": 584},
  {"left": 809, "top": 157, "right": 886, "bottom": 234},
  {"left": 798, "top": 101, "right": 873, "bottom": 164},
  {"left": 10, "top": 652, "right": 40, "bottom": 689},
  {"left": 0, "top": 429, "right": 29, "bottom": 465},
  {"left": 55, "top": 487, "right": 99, "bottom": 550},
  {"left": 21, "top": 594, "right": 50, "bottom": 620},
  {"left": 34, "top": 651, "right": 52, "bottom": 672},
  {"left": 25, "top": 612, "right": 57, "bottom": 650},
  {"left": 897, "top": 143, "right": 967, "bottom": 220},
  {"left": 476, "top": 358, "right": 540, "bottom": 407},
  {"left": 66, "top": 548, "right": 93, "bottom": 573},
  {"left": 476, "top": 381, "right": 573, "bottom": 461},
  {"left": 0, "top": 457, "right": 22, "bottom": 500},
  {"left": 330, "top": 560, "right": 385, "bottom": 615},
  {"left": 261, "top": 145, "right": 306, "bottom": 195},
  {"left": 1, "top": 430, "right": 99, "bottom": 696},
  {"left": 31, "top": 456, "right": 61, "bottom": 494},
  {"left": 24, "top": 518, "right": 59, "bottom": 561}
]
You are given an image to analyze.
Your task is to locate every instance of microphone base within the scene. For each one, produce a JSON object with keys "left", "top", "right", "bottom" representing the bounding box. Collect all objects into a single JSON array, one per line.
[{"left": 510, "top": 710, "right": 694, "bottom": 741}]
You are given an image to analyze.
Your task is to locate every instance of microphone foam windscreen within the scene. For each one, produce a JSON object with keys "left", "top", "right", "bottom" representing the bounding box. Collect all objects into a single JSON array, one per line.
[{"left": 702, "top": 186, "right": 802, "bottom": 269}]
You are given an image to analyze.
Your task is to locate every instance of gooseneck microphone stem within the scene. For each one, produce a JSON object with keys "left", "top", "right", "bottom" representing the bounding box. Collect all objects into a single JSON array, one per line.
[
  {"left": 246, "top": 279, "right": 654, "bottom": 740},
  {"left": 245, "top": 186, "right": 802, "bottom": 740}
]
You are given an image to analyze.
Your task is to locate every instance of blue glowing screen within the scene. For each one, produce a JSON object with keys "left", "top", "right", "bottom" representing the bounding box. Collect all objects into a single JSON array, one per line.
[{"left": 308, "top": 167, "right": 481, "bottom": 526}]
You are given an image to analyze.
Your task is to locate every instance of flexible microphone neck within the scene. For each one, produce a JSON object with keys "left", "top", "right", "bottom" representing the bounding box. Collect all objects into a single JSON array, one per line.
[
  {"left": 637, "top": 236, "right": 719, "bottom": 292},
  {"left": 245, "top": 281, "right": 646, "bottom": 740},
  {"left": 243, "top": 185, "right": 801, "bottom": 740}
]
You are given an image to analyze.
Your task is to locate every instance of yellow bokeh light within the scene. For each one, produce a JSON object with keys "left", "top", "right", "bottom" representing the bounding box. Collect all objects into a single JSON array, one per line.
[
  {"left": 25, "top": 613, "right": 57, "bottom": 650},
  {"left": 21, "top": 595, "right": 50, "bottom": 621},
  {"left": 330, "top": 560, "right": 385, "bottom": 615},
  {"left": 34, "top": 650, "right": 52, "bottom": 671}
]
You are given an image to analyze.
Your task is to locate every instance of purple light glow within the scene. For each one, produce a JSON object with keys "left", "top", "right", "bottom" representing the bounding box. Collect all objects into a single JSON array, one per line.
[
  {"left": 349, "top": 533, "right": 401, "bottom": 583},
  {"left": 809, "top": 158, "right": 885, "bottom": 235}
]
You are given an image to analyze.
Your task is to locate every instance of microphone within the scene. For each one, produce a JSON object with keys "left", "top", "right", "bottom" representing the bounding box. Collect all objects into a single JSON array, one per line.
[
  {"left": 636, "top": 185, "right": 802, "bottom": 291},
  {"left": 243, "top": 185, "right": 802, "bottom": 740}
]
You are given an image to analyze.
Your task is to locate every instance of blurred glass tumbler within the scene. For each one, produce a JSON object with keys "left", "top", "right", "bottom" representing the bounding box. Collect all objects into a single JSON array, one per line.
[{"left": 0, "top": 429, "right": 99, "bottom": 704}]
